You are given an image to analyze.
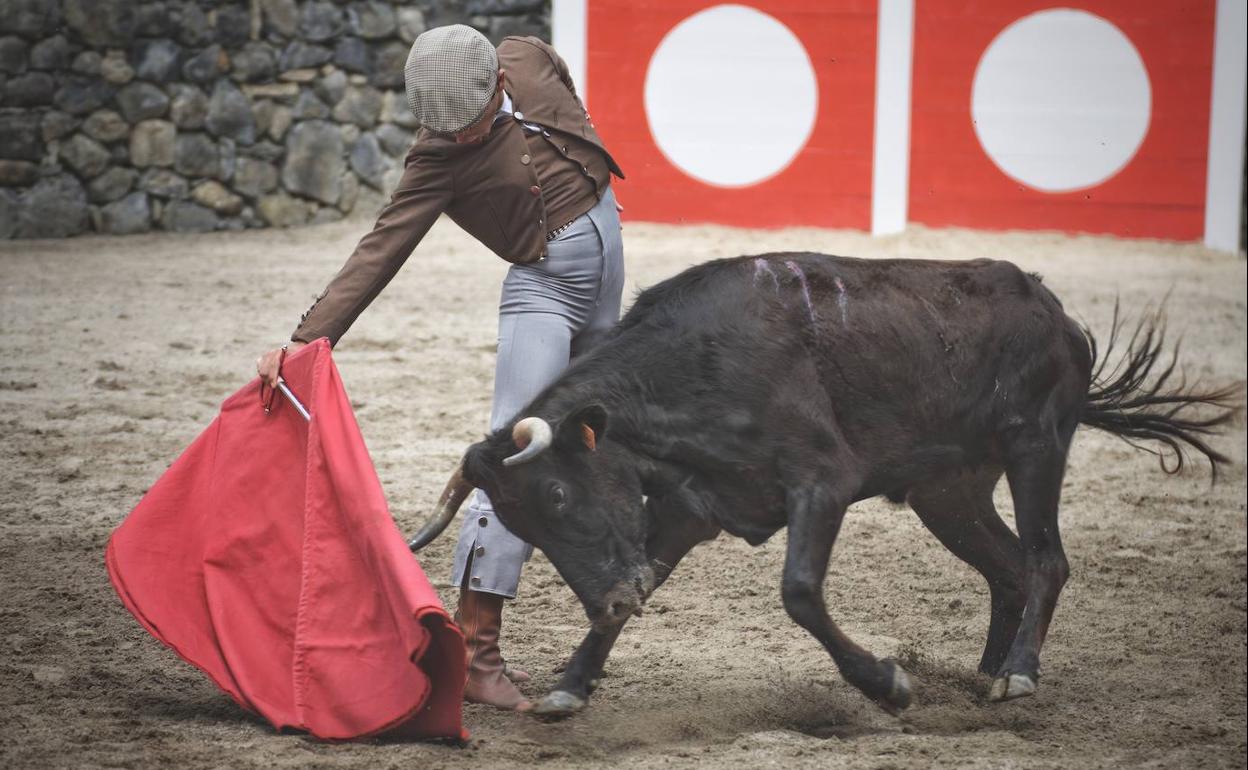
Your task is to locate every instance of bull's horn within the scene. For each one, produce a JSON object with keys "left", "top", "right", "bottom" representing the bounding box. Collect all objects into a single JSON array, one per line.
[
  {"left": 408, "top": 464, "right": 474, "bottom": 552},
  {"left": 502, "top": 416, "right": 553, "bottom": 466}
]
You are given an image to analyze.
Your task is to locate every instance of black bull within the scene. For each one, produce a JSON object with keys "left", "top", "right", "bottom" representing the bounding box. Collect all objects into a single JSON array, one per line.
[{"left": 411, "top": 253, "right": 1238, "bottom": 717}]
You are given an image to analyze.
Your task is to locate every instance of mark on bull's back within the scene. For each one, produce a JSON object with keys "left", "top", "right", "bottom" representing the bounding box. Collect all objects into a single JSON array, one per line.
[
  {"left": 834, "top": 276, "right": 848, "bottom": 325},
  {"left": 784, "top": 259, "right": 817, "bottom": 326},
  {"left": 753, "top": 258, "right": 780, "bottom": 293}
]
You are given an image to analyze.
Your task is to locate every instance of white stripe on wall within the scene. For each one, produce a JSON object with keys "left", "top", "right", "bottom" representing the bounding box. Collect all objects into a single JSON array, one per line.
[
  {"left": 1204, "top": 0, "right": 1247, "bottom": 253},
  {"left": 871, "top": 0, "right": 915, "bottom": 236},
  {"left": 551, "top": 0, "right": 590, "bottom": 107}
]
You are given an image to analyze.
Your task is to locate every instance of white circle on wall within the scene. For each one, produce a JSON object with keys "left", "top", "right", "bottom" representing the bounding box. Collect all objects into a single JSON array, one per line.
[
  {"left": 971, "top": 9, "right": 1151, "bottom": 193},
  {"left": 644, "top": 4, "right": 818, "bottom": 188}
]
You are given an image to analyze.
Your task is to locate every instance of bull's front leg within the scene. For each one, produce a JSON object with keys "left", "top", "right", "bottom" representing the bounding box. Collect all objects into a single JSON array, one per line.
[{"left": 532, "top": 511, "right": 719, "bottom": 717}]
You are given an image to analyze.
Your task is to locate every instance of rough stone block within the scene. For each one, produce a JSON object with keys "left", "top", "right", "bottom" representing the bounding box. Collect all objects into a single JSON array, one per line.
[
  {"left": 231, "top": 42, "right": 277, "bottom": 84},
  {"left": 136, "top": 2, "right": 174, "bottom": 37},
  {"left": 0, "top": 110, "right": 42, "bottom": 160},
  {"left": 268, "top": 105, "right": 292, "bottom": 140},
  {"left": 0, "top": 158, "right": 38, "bottom": 187},
  {"left": 29, "top": 35, "right": 71, "bottom": 70},
  {"left": 299, "top": 1, "right": 344, "bottom": 42},
  {"left": 348, "top": 2, "right": 396, "bottom": 39},
  {"left": 292, "top": 89, "right": 330, "bottom": 120},
  {"left": 192, "top": 179, "right": 243, "bottom": 215},
  {"left": 129, "top": 120, "right": 176, "bottom": 168},
  {"left": 375, "top": 123, "right": 413, "bottom": 156},
  {"left": 214, "top": 4, "right": 251, "bottom": 48},
  {"left": 40, "top": 110, "right": 77, "bottom": 143},
  {"left": 100, "top": 50, "right": 134, "bottom": 85},
  {"left": 133, "top": 39, "right": 182, "bottom": 83},
  {"left": 206, "top": 80, "right": 257, "bottom": 145},
  {"left": 258, "top": 191, "right": 315, "bottom": 227},
  {"left": 0, "top": 0, "right": 62, "bottom": 39},
  {"left": 279, "top": 68, "right": 319, "bottom": 83},
  {"left": 161, "top": 199, "right": 218, "bottom": 232},
  {"left": 182, "top": 45, "right": 228, "bottom": 84},
  {"left": 280, "top": 40, "right": 332, "bottom": 71},
  {"left": 0, "top": 187, "right": 15, "bottom": 238},
  {"left": 173, "top": 133, "right": 220, "bottom": 179},
  {"left": 281, "top": 120, "right": 343, "bottom": 205},
  {"left": 4, "top": 71, "right": 54, "bottom": 106},
  {"left": 87, "top": 165, "right": 138, "bottom": 203},
  {"left": 396, "top": 8, "right": 426, "bottom": 43},
  {"left": 380, "top": 89, "right": 418, "bottom": 128},
  {"left": 176, "top": 3, "right": 212, "bottom": 48},
  {"left": 53, "top": 77, "right": 112, "bottom": 115},
  {"left": 467, "top": 0, "right": 546, "bottom": 13},
  {"left": 139, "top": 168, "right": 189, "bottom": 199},
  {"left": 370, "top": 42, "right": 407, "bottom": 89},
  {"left": 15, "top": 174, "right": 89, "bottom": 238},
  {"left": 60, "top": 133, "right": 112, "bottom": 178},
  {"left": 315, "top": 68, "right": 347, "bottom": 106},
  {"left": 260, "top": 0, "right": 299, "bottom": 37},
  {"left": 239, "top": 140, "right": 283, "bottom": 161},
  {"left": 0, "top": 36, "right": 27, "bottom": 74},
  {"left": 336, "top": 168, "right": 359, "bottom": 212},
  {"left": 233, "top": 157, "right": 278, "bottom": 198},
  {"left": 71, "top": 50, "right": 100, "bottom": 75},
  {"left": 333, "top": 36, "right": 370, "bottom": 74},
  {"left": 63, "top": 0, "right": 136, "bottom": 48},
  {"left": 332, "top": 85, "right": 382, "bottom": 128},
  {"left": 99, "top": 191, "right": 150, "bottom": 234},
  {"left": 169, "top": 84, "right": 208, "bottom": 129},
  {"left": 116, "top": 81, "right": 169, "bottom": 123},
  {"left": 82, "top": 110, "right": 130, "bottom": 144},
  {"left": 243, "top": 82, "right": 300, "bottom": 103},
  {"left": 349, "top": 132, "right": 388, "bottom": 190}
]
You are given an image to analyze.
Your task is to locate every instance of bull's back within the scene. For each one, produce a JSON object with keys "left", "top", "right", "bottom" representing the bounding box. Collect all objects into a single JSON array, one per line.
[{"left": 617, "top": 252, "right": 1091, "bottom": 459}]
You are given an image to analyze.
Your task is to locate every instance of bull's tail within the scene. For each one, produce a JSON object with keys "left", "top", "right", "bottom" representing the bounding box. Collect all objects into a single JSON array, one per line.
[{"left": 1080, "top": 304, "right": 1242, "bottom": 481}]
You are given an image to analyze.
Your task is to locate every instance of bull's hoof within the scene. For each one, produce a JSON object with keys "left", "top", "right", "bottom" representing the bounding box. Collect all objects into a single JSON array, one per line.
[
  {"left": 988, "top": 673, "right": 1037, "bottom": 702},
  {"left": 531, "top": 690, "right": 586, "bottom": 719},
  {"left": 875, "top": 658, "right": 912, "bottom": 715}
]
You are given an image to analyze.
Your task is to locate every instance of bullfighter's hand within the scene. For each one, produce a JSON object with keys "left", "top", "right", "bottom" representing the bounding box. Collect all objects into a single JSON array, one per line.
[{"left": 256, "top": 342, "right": 306, "bottom": 388}]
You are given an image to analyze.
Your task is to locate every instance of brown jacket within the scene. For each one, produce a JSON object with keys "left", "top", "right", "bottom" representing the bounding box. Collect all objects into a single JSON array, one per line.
[{"left": 291, "top": 36, "right": 624, "bottom": 346}]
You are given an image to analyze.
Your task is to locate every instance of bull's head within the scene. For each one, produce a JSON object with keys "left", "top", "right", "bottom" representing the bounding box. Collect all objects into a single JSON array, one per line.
[{"left": 411, "top": 405, "right": 655, "bottom": 629}]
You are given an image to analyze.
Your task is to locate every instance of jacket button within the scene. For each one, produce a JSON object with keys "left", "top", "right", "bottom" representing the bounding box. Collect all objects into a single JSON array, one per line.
[
  {"left": 520, "top": 153, "right": 531, "bottom": 165},
  {"left": 530, "top": 185, "right": 541, "bottom": 196},
  {"left": 561, "top": 146, "right": 568, "bottom": 154},
  {"left": 514, "top": 111, "right": 524, "bottom": 120},
  {"left": 470, "top": 576, "right": 481, "bottom": 586},
  {"left": 478, "top": 516, "right": 488, "bottom": 527},
  {"left": 475, "top": 545, "right": 485, "bottom": 557}
]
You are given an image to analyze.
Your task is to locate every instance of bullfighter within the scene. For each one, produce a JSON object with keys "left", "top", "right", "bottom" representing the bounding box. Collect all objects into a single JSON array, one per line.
[{"left": 257, "top": 24, "right": 626, "bottom": 712}]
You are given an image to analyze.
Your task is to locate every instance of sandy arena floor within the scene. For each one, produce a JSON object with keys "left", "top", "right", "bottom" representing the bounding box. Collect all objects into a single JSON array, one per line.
[{"left": 1, "top": 215, "right": 1245, "bottom": 769}]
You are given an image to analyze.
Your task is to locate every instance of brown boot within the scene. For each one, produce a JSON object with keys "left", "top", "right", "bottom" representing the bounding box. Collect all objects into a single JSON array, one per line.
[{"left": 455, "top": 588, "right": 533, "bottom": 711}]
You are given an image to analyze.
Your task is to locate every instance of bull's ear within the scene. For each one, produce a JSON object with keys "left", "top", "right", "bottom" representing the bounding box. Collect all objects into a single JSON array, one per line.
[{"left": 562, "top": 403, "right": 608, "bottom": 452}]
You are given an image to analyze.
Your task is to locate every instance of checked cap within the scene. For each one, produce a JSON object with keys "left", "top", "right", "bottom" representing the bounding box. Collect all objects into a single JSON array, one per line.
[{"left": 404, "top": 25, "right": 499, "bottom": 133}]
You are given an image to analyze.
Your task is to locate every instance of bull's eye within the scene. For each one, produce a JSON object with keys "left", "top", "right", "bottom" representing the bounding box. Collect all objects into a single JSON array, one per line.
[{"left": 549, "top": 483, "right": 567, "bottom": 510}]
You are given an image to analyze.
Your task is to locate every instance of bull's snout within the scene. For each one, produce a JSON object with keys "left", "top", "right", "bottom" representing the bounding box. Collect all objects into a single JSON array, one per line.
[{"left": 592, "top": 565, "right": 656, "bottom": 630}]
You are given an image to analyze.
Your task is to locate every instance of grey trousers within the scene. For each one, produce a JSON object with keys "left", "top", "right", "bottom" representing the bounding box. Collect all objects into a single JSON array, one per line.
[{"left": 450, "top": 186, "right": 624, "bottom": 598}]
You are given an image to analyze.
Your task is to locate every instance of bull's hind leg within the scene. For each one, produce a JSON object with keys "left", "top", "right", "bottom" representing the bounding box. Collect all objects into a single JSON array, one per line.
[
  {"left": 991, "top": 434, "right": 1073, "bottom": 702},
  {"left": 782, "top": 482, "right": 911, "bottom": 714},
  {"left": 907, "top": 468, "right": 1025, "bottom": 676}
]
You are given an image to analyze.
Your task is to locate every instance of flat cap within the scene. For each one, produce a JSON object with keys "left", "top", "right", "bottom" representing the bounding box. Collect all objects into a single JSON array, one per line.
[{"left": 404, "top": 25, "right": 499, "bottom": 134}]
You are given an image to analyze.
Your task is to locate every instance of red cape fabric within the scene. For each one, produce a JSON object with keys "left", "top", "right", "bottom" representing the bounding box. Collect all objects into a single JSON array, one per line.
[{"left": 106, "top": 339, "right": 466, "bottom": 741}]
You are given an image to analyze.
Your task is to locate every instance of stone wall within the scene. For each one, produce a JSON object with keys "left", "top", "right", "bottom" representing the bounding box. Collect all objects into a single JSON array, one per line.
[{"left": 0, "top": 0, "right": 549, "bottom": 238}]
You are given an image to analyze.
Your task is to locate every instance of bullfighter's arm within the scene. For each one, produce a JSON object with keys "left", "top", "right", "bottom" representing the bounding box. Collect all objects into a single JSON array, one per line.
[
  {"left": 289, "top": 149, "right": 454, "bottom": 347},
  {"left": 522, "top": 36, "right": 588, "bottom": 114}
]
